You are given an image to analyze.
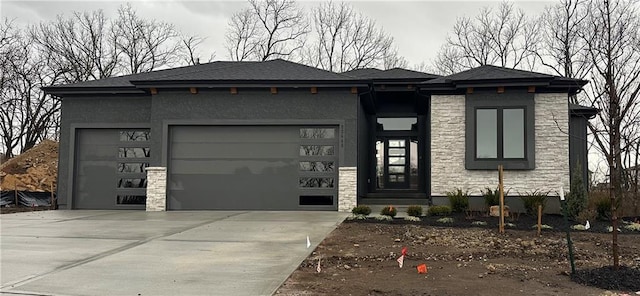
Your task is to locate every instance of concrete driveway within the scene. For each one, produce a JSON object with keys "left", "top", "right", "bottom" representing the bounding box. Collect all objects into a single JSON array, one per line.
[{"left": 0, "top": 210, "right": 348, "bottom": 296}]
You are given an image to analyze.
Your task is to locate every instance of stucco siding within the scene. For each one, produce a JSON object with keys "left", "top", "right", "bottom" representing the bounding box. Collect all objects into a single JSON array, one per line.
[
  {"left": 430, "top": 93, "right": 570, "bottom": 196},
  {"left": 57, "top": 96, "right": 152, "bottom": 208}
]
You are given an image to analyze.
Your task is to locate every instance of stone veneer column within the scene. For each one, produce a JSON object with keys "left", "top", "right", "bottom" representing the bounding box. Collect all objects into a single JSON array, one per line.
[
  {"left": 338, "top": 167, "right": 357, "bottom": 212},
  {"left": 145, "top": 167, "right": 167, "bottom": 211}
]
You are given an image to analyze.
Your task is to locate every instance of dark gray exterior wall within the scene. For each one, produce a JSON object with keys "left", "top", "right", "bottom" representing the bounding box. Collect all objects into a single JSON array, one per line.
[
  {"left": 569, "top": 114, "right": 590, "bottom": 188},
  {"left": 357, "top": 99, "right": 370, "bottom": 198},
  {"left": 149, "top": 88, "right": 359, "bottom": 168},
  {"left": 57, "top": 96, "right": 152, "bottom": 208},
  {"left": 57, "top": 88, "right": 358, "bottom": 210}
]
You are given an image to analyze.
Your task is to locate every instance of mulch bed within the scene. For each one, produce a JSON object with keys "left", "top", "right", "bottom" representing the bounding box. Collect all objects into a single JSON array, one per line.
[
  {"left": 346, "top": 212, "right": 640, "bottom": 235},
  {"left": 572, "top": 266, "right": 640, "bottom": 291}
]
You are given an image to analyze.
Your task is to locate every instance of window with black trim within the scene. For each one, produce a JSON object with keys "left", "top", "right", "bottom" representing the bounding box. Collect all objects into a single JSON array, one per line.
[
  {"left": 475, "top": 107, "right": 525, "bottom": 160},
  {"left": 465, "top": 90, "right": 535, "bottom": 170}
]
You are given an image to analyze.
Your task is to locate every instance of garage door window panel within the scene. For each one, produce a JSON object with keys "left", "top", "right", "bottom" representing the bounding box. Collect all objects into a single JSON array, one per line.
[
  {"left": 119, "top": 131, "right": 150, "bottom": 141},
  {"left": 118, "top": 147, "right": 150, "bottom": 158},
  {"left": 117, "top": 195, "right": 146, "bottom": 205},
  {"left": 299, "top": 161, "right": 334, "bottom": 172},
  {"left": 299, "top": 195, "right": 333, "bottom": 205},
  {"left": 300, "top": 128, "right": 335, "bottom": 139}
]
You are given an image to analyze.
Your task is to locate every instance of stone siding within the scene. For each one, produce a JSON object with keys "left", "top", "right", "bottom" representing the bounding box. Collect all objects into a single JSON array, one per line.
[
  {"left": 146, "top": 167, "right": 167, "bottom": 211},
  {"left": 430, "top": 93, "right": 570, "bottom": 196},
  {"left": 338, "top": 167, "right": 357, "bottom": 212}
]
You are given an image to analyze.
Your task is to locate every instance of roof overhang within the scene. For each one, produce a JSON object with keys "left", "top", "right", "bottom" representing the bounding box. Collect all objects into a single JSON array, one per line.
[
  {"left": 418, "top": 77, "right": 588, "bottom": 96},
  {"left": 42, "top": 86, "right": 147, "bottom": 96}
]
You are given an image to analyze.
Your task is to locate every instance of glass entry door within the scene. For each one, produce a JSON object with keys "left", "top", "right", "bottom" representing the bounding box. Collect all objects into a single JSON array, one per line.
[{"left": 376, "top": 138, "right": 411, "bottom": 189}]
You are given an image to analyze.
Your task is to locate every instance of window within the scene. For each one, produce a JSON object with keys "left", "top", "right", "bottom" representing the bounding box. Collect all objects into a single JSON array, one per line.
[
  {"left": 475, "top": 108, "right": 525, "bottom": 159},
  {"left": 299, "top": 145, "right": 334, "bottom": 156},
  {"left": 377, "top": 118, "right": 417, "bottom": 131},
  {"left": 299, "top": 195, "right": 333, "bottom": 206},
  {"left": 465, "top": 90, "right": 535, "bottom": 170},
  {"left": 300, "top": 128, "right": 335, "bottom": 139}
]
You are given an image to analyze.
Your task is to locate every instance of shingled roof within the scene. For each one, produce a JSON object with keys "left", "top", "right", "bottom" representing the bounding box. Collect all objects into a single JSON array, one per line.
[
  {"left": 44, "top": 61, "right": 587, "bottom": 96},
  {"left": 343, "top": 68, "right": 439, "bottom": 81},
  {"left": 421, "top": 65, "right": 588, "bottom": 95},
  {"left": 43, "top": 59, "right": 359, "bottom": 95}
]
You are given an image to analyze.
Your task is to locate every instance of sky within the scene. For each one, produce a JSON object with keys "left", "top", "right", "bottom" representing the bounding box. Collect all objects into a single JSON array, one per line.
[{"left": 1, "top": 0, "right": 555, "bottom": 68}]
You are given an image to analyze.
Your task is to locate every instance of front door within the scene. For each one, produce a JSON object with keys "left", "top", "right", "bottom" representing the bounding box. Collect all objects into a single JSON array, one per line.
[
  {"left": 376, "top": 137, "right": 417, "bottom": 190},
  {"left": 385, "top": 138, "right": 410, "bottom": 189}
]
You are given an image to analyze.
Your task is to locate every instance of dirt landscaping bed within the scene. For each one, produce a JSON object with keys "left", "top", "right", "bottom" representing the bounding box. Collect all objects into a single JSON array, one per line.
[{"left": 276, "top": 216, "right": 640, "bottom": 296}]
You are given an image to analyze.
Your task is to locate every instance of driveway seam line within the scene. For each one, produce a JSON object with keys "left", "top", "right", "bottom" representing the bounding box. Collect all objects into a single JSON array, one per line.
[{"left": 0, "top": 211, "right": 248, "bottom": 292}]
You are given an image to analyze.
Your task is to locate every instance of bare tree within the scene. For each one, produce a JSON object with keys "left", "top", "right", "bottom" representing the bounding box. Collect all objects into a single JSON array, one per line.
[
  {"left": 538, "top": 0, "right": 590, "bottom": 86},
  {"left": 30, "top": 10, "right": 118, "bottom": 83},
  {"left": 112, "top": 3, "right": 182, "bottom": 74},
  {"left": 1, "top": 19, "right": 62, "bottom": 158},
  {"left": 180, "top": 35, "right": 215, "bottom": 66},
  {"left": 304, "top": 1, "right": 399, "bottom": 72},
  {"left": 225, "top": 0, "right": 309, "bottom": 61},
  {"left": 382, "top": 46, "right": 408, "bottom": 70},
  {"left": 226, "top": 8, "right": 260, "bottom": 61},
  {"left": 580, "top": 0, "right": 640, "bottom": 269},
  {"left": 433, "top": 2, "right": 540, "bottom": 74},
  {"left": 3, "top": 4, "right": 206, "bottom": 158}
]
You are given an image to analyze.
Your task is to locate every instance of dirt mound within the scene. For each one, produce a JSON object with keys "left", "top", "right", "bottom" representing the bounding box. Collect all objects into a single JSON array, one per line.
[{"left": 0, "top": 140, "right": 58, "bottom": 192}]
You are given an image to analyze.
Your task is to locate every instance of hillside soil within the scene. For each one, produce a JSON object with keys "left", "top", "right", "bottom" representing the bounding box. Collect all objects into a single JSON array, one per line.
[
  {"left": 1, "top": 140, "right": 58, "bottom": 214},
  {"left": 1, "top": 139, "right": 58, "bottom": 192},
  {"left": 276, "top": 218, "right": 640, "bottom": 296}
]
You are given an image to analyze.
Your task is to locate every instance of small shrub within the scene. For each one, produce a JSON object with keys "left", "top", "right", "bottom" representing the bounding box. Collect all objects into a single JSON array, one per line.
[
  {"left": 406, "top": 205, "right": 423, "bottom": 217},
  {"left": 375, "top": 215, "right": 393, "bottom": 221},
  {"left": 404, "top": 216, "right": 421, "bottom": 222},
  {"left": 447, "top": 188, "right": 469, "bottom": 213},
  {"left": 437, "top": 217, "right": 454, "bottom": 224},
  {"left": 623, "top": 222, "right": 640, "bottom": 232},
  {"left": 594, "top": 197, "right": 611, "bottom": 220},
  {"left": 428, "top": 205, "right": 452, "bottom": 216},
  {"left": 606, "top": 226, "right": 622, "bottom": 233},
  {"left": 351, "top": 205, "right": 372, "bottom": 216},
  {"left": 471, "top": 221, "right": 487, "bottom": 226},
  {"left": 508, "top": 210, "right": 521, "bottom": 222},
  {"left": 566, "top": 162, "right": 588, "bottom": 221},
  {"left": 347, "top": 214, "right": 368, "bottom": 220},
  {"left": 531, "top": 224, "right": 553, "bottom": 230},
  {"left": 520, "top": 190, "right": 549, "bottom": 216},
  {"left": 571, "top": 224, "right": 588, "bottom": 231},
  {"left": 576, "top": 208, "right": 597, "bottom": 224},
  {"left": 380, "top": 206, "right": 397, "bottom": 217},
  {"left": 482, "top": 187, "right": 500, "bottom": 208}
]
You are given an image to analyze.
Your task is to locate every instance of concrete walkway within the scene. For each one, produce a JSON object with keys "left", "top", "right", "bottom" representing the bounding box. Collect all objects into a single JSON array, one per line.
[{"left": 0, "top": 210, "right": 348, "bottom": 296}]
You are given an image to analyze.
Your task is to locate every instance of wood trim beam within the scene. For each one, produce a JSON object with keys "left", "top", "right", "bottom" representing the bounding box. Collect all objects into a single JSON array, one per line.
[
  {"left": 150, "top": 88, "right": 158, "bottom": 95},
  {"left": 230, "top": 87, "right": 238, "bottom": 94},
  {"left": 497, "top": 86, "right": 505, "bottom": 93},
  {"left": 310, "top": 87, "right": 318, "bottom": 94},
  {"left": 467, "top": 87, "right": 474, "bottom": 94},
  {"left": 190, "top": 87, "right": 198, "bottom": 94},
  {"left": 270, "top": 87, "right": 278, "bottom": 94},
  {"left": 528, "top": 86, "right": 536, "bottom": 93}
]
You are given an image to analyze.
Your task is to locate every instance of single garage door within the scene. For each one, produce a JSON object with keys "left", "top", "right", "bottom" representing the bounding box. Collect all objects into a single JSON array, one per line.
[
  {"left": 168, "top": 125, "right": 338, "bottom": 210},
  {"left": 74, "top": 129, "right": 150, "bottom": 209}
]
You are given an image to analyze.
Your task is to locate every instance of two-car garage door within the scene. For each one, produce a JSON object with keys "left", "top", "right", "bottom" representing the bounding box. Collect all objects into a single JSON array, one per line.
[
  {"left": 73, "top": 126, "right": 338, "bottom": 210},
  {"left": 168, "top": 125, "right": 338, "bottom": 210}
]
